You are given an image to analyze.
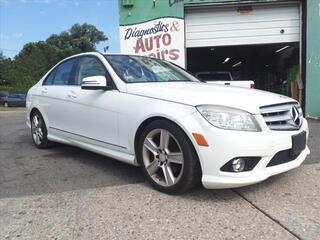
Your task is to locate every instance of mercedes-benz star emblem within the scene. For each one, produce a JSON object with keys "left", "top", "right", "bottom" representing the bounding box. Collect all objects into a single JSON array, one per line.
[{"left": 291, "top": 106, "right": 300, "bottom": 127}]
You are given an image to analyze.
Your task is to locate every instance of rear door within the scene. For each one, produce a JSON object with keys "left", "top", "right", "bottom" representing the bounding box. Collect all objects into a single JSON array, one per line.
[{"left": 39, "top": 58, "right": 77, "bottom": 130}]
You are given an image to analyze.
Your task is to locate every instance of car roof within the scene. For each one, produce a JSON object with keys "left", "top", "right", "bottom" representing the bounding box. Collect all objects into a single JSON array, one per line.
[
  {"left": 64, "top": 51, "right": 153, "bottom": 59},
  {"left": 57, "top": 52, "right": 136, "bottom": 63},
  {"left": 65, "top": 52, "right": 131, "bottom": 58},
  {"left": 58, "top": 52, "right": 160, "bottom": 67}
]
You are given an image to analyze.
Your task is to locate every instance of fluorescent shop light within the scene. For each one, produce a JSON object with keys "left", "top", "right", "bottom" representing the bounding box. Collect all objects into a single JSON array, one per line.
[
  {"left": 232, "top": 61, "right": 242, "bottom": 68},
  {"left": 275, "top": 45, "right": 289, "bottom": 53},
  {"left": 222, "top": 57, "right": 230, "bottom": 64}
]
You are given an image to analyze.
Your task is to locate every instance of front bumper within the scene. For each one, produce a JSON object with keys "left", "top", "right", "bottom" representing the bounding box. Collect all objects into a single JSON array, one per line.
[{"left": 177, "top": 112, "right": 310, "bottom": 189}]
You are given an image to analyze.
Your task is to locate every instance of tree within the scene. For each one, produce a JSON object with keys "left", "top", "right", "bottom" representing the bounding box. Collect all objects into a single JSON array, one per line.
[
  {"left": 0, "top": 51, "right": 12, "bottom": 84},
  {"left": 0, "top": 23, "right": 108, "bottom": 90},
  {"left": 46, "top": 23, "right": 108, "bottom": 58},
  {"left": 9, "top": 42, "right": 60, "bottom": 87}
]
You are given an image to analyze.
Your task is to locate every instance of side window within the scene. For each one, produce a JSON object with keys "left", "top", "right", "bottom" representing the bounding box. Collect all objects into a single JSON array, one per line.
[
  {"left": 43, "top": 68, "right": 57, "bottom": 85},
  {"left": 75, "top": 57, "right": 107, "bottom": 85},
  {"left": 52, "top": 59, "right": 76, "bottom": 85}
]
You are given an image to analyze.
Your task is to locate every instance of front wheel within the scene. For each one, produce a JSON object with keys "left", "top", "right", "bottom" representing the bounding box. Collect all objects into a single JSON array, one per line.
[
  {"left": 137, "top": 120, "right": 201, "bottom": 195},
  {"left": 30, "top": 111, "right": 51, "bottom": 149}
]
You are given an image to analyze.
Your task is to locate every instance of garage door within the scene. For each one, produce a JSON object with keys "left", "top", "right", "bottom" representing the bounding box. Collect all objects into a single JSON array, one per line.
[{"left": 185, "top": 3, "right": 300, "bottom": 48}]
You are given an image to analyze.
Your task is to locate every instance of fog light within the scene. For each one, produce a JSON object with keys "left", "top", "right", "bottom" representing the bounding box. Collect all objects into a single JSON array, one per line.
[
  {"left": 221, "top": 157, "right": 261, "bottom": 172},
  {"left": 232, "top": 158, "right": 245, "bottom": 172}
]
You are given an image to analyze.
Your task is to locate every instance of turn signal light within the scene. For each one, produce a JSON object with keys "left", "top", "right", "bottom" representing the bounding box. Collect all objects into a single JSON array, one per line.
[{"left": 192, "top": 133, "right": 209, "bottom": 147}]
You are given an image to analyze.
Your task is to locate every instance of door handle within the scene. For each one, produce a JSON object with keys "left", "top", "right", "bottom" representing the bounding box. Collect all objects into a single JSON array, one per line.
[
  {"left": 67, "top": 91, "right": 77, "bottom": 98},
  {"left": 41, "top": 88, "right": 48, "bottom": 94}
]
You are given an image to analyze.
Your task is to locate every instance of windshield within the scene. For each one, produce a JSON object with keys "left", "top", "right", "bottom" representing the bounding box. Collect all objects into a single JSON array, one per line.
[{"left": 105, "top": 55, "right": 200, "bottom": 83}]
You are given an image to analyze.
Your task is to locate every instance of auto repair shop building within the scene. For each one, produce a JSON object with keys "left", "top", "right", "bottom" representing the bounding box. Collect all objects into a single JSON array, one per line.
[{"left": 118, "top": 0, "right": 320, "bottom": 118}]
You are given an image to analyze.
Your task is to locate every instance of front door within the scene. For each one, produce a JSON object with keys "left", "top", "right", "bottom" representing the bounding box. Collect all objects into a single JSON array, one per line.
[{"left": 63, "top": 56, "right": 121, "bottom": 149}]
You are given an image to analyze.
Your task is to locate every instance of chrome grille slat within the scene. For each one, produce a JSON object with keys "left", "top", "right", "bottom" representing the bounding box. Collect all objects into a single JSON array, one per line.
[
  {"left": 265, "top": 123, "right": 297, "bottom": 130},
  {"left": 260, "top": 108, "right": 290, "bottom": 115},
  {"left": 260, "top": 102, "right": 302, "bottom": 131},
  {"left": 262, "top": 111, "right": 292, "bottom": 122}
]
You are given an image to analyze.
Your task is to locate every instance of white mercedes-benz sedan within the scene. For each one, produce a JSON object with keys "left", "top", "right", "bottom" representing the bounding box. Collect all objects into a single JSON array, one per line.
[{"left": 26, "top": 52, "right": 310, "bottom": 194}]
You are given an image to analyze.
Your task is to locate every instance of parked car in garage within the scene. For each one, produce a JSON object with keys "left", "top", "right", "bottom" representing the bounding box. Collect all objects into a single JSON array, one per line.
[
  {"left": 195, "top": 71, "right": 255, "bottom": 89},
  {"left": 4, "top": 91, "right": 27, "bottom": 107},
  {"left": 0, "top": 91, "right": 8, "bottom": 105},
  {"left": 26, "top": 52, "right": 309, "bottom": 194}
]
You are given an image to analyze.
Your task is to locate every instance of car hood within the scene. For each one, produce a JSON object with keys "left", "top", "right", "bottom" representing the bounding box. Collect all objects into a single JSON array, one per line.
[{"left": 126, "top": 82, "right": 295, "bottom": 114}]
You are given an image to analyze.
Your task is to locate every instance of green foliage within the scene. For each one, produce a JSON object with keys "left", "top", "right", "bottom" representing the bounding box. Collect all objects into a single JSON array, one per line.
[
  {"left": 0, "top": 52, "right": 12, "bottom": 84},
  {"left": 0, "top": 23, "right": 108, "bottom": 91}
]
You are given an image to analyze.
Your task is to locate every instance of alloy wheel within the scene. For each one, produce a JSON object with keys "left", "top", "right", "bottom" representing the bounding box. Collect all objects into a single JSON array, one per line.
[
  {"left": 31, "top": 114, "right": 44, "bottom": 145},
  {"left": 142, "top": 128, "right": 184, "bottom": 187}
]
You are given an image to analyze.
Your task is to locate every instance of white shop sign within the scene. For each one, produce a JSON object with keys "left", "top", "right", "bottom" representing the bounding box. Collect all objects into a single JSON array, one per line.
[{"left": 120, "top": 17, "right": 185, "bottom": 68}]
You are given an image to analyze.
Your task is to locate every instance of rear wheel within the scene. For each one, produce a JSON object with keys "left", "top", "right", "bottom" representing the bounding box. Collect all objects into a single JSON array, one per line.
[
  {"left": 30, "top": 111, "right": 51, "bottom": 149},
  {"left": 137, "top": 120, "right": 201, "bottom": 194}
]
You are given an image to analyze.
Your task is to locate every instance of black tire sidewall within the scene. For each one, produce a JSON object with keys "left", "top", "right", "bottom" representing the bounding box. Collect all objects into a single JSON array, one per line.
[{"left": 137, "top": 119, "right": 200, "bottom": 194}]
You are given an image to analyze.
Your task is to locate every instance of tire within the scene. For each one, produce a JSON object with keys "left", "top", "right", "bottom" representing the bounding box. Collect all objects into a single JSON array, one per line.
[
  {"left": 30, "top": 111, "right": 51, "bottom": 149},
  {"left": 4, "top": 102, "right": 8, "bottom": 107},
  {"left": 137, "top": 119, "right": 201, "bottom": 195}
]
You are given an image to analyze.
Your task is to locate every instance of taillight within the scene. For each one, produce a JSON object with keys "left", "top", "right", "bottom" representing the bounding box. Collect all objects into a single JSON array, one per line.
[{"left": 250, "top": 83, "right": 256, "bottom": 89}]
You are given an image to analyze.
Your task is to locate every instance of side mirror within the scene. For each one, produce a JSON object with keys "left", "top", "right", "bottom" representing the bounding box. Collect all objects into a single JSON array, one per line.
[{"left": 81, "top": 76, "right": 110, "bottom": 90}]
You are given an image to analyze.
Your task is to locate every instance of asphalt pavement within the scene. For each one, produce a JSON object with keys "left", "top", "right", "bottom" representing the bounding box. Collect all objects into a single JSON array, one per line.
[{"left": 0, "top": 110, "right": 319, "bottom": 240}]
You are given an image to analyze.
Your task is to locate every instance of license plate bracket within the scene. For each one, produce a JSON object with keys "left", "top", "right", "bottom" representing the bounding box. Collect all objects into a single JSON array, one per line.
[{"left": 291, "top": 131, "right": 306, "bottom": 157}]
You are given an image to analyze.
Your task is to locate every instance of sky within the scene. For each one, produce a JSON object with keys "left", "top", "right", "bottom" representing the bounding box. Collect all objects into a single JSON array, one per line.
[{"left": 0, "top": 0, "right": 120, "bottom": 58}]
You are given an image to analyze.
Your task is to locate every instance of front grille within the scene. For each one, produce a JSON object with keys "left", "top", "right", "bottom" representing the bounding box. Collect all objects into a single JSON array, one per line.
[{"left": 260, "top": 102, "right": 303, "bottom": 131}]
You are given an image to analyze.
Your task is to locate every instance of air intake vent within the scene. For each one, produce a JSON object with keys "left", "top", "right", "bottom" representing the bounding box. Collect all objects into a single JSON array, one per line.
[{"left": 260, "top": 102, "right": 302, "bottom": 131}]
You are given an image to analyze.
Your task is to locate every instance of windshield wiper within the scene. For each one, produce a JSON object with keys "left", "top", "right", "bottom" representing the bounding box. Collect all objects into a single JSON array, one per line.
[{"left": 167, "top": 79, "right": 191, "bottom": 82}]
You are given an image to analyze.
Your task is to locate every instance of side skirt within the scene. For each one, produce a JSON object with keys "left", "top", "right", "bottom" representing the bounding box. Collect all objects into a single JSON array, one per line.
[{"left": 48, "top": 127, "right": 137, "bottom": 166}]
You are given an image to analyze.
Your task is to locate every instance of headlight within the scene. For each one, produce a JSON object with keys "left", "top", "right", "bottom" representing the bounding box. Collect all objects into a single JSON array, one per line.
[{"left": 197, "top": 105, "right": 261, "bottom": 132}]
